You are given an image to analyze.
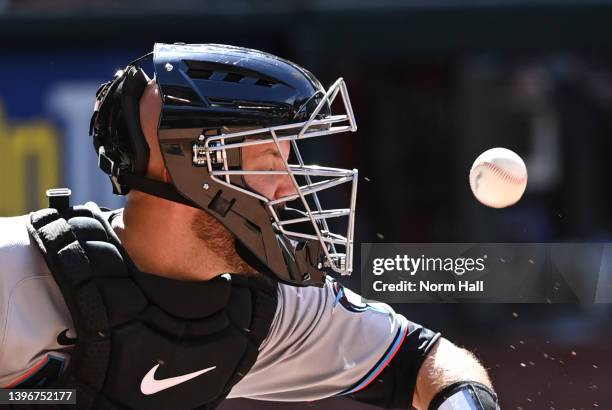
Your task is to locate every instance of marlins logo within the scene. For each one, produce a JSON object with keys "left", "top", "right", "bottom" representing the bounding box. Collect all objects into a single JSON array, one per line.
[{"left": 330, "top": 278, "right": 388, "bottom": 314}]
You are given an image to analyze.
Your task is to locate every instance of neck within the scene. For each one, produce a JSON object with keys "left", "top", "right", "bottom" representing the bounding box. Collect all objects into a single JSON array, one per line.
[{"left": 112, "top": 191, "right": 254, "bottom": 281}]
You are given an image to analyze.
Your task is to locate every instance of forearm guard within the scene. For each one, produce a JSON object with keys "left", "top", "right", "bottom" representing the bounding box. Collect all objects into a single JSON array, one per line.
[{"left": 428, "top": 382, "right": 500, "bottom": 410}]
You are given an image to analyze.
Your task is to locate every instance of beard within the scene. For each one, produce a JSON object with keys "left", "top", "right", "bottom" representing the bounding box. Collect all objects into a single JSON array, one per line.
[{"left": 191, "top": 210, "right": 257, "bottom": 275}]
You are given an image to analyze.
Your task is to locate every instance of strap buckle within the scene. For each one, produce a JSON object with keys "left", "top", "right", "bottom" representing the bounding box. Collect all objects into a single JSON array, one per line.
[
  {"left": 98, "top": 146, "right": 116, "bottom": 176},
  {"left": 46, "top": 188, "right": 72, "bottom": 211}
]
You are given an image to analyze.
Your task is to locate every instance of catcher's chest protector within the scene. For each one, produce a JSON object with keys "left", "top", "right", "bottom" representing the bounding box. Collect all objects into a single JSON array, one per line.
[{"left": 25, "top": 203, "right": 278, "bottom": 410}]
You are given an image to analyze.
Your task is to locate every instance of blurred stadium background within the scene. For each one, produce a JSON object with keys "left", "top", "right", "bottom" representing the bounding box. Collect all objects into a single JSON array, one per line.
[{"left": 1, "top": 0, "right": 612, "bottom": 408}]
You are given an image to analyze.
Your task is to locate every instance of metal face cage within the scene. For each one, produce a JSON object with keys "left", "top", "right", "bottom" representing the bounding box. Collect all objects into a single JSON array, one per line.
[{"left": 195, "top": 78, "right": 358, "bottom": 276}]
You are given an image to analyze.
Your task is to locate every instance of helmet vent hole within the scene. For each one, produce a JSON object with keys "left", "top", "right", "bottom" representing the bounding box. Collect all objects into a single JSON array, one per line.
[
  {"left": 187, "top": 68, "right": 213, "bottom": 79},
  {"left": 255, "top": 78, "right": 276, "bottom": 87},
  {"left": 223, "top": 72, "right": 244, "bottom": 83}
]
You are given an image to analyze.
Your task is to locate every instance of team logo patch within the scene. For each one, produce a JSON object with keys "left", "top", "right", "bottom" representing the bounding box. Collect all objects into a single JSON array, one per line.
[
  {"left": 4, "top": 354, "right": 65, "bottom": 388},
  {"left": 330, "top": 278, "right": 387, "bottom": 314}
]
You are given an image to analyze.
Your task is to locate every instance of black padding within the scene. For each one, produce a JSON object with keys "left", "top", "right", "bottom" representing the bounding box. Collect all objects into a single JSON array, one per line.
[
  {"left": 97, "top": 278, "right": 147, "bottom": 327},
  {"left": 121, "top": 66, "right": 150, "bottom": 176},
  {"left": 226, "top": 285, "right": 252, "bottom": 330},
  {"left": 138, "top": 305, "right": 192, "bottom": 339},
  {"left": 137, "top": 304, "right": 232, "bottom": 340},
  {"left": 247, "top": 275, "right": 280, "bottom": 343},
  {"left": 30, "top": 207, "right": 58, "bottom": 230},
  {"left": 68, "top": 216, "right": 110, "bottom": 242},
  {"left": 90, "top": 65, "right": 150, "bottom": 197},
  {"left": 38, "top": 219, "right": 77, "bottom": 255},
  {"left": 56, "top": 241, "right": 94, "bottom": 286},
  {"left": 101, "top": 322, "right": 249, "bottom": 409},
  {"left": 130, "top": 268, "right": 233, "bottom": 319},
  {"left": 82, "top": 241, "right": 129, "bottom": 277},
  {"left": 75, "top": 282, "right": 110, "bottom": 334},
  {"left": 185, "top": 312, "right": 231, "bottom": 338},
  {"left": 76, "top": 337, "right": 111, "bottom": 389},
  {"left": 27, "top": 207, "right": 112, "bottom": 407},
  {"left": 26, "top": 202, "right": 278, "bottom": 410}
]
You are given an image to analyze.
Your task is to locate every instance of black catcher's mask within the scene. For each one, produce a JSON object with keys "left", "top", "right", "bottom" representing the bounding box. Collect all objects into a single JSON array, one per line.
[{"left": 90, "top": 43, "right": 358, "bottom": 287}]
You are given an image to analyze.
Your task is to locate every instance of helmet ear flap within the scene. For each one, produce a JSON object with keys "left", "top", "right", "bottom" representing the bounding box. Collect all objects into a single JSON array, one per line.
[
  {"left": 91, "top": 65, "right": 151, "bottom": 194},
  {"left": 120, "top": 66, "right": 150, "bottom": 176}
]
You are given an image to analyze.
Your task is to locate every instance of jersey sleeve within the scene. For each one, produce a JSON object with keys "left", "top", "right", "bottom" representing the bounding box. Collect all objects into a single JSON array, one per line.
[
  {"left": 0, "top": 216, "right": 73, "bottom": 388},
  {"left": 227, "top": 276, "right": 440, "bottom": 407}
]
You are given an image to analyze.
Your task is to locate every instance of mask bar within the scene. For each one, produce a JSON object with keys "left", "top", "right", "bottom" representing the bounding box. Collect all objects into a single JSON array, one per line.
[
  {"left": 346, "top": 167, "right": 358, "bottom": 274},
  {"left": 267, "top": 127, "right": 339, "bottom": 272},
  {"left": 290, "top": 138, "right": 337, "bottom": 255},
  {"left": 276, "top": 209, "right": 351, "bottom": 226},
  {"left": 211, "top": 165, "right": 354, "bottom": 178},
  {"left": 267, "top": 176, "right": 353, "bottom": 206},
  {"left": 200, "top": 78, "right": 358, "bottom": 276},
  {"left": 290, "top": 79, "right": 356, "bottom": 257},
  {"left": 205, "top": 116, "right": 351, "bottom": 151}
]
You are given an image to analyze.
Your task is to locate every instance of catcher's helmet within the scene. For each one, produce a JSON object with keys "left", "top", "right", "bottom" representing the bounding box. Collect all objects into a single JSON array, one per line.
[{"left": 90, "top": 43, "right": 358, "bottom": 286}]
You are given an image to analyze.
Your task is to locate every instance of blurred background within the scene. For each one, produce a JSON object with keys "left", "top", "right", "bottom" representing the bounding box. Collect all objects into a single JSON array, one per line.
[{"left": 1, "top": 0, "right": 612, "bottom": 408}]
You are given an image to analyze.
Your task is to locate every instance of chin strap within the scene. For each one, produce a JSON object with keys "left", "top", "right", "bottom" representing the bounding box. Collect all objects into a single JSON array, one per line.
[
  {"left": 97, "top": 144, "right": 199, "bottom": 209},
  {"left": 119, "top": 172, "right": 201, "bottom": 210},
  {"left": 428, "top": 382, "right": 500, "bottom": 410}
]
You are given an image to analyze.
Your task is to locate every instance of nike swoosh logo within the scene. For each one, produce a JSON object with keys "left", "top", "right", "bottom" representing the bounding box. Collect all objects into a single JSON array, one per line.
[
  {"left": 57, "top": 329, "right": 78, "bottom": 346},
  {"left": 140, "top": 364, "right": 216, "bottom": 395}
]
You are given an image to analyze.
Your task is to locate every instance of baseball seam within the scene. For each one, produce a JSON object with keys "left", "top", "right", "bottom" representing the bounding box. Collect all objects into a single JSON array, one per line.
[{"left": 480, "top": 161, "right": 527, "bottom": 185}]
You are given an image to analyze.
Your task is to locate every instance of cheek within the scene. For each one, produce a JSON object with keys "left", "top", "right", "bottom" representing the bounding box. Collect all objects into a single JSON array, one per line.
[
  {"left": 240, "top": 143, "right": 293, "bottom": 200},
  {"left": 243, "top": 174, "right": 276, "bottom": 199}
]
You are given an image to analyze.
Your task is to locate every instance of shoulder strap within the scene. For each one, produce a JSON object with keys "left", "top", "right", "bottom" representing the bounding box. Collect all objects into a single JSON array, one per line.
[{"left": 27, "top": 204, "right": 115, "bottom": 409}]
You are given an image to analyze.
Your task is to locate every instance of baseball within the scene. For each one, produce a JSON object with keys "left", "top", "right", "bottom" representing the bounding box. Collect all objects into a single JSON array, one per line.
[{"left": 469, "top": 147, "right": 528, "bottom": 208}]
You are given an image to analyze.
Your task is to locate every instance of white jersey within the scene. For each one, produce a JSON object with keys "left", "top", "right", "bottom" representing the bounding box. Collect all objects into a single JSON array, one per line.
[{"left": 0, "top": 213, "right": 411, "bottom": 401}]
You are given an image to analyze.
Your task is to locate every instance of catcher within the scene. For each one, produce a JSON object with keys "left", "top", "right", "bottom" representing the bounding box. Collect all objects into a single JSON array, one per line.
[{"left": 0, "top": 43, "right": 498, "bottom": 410}]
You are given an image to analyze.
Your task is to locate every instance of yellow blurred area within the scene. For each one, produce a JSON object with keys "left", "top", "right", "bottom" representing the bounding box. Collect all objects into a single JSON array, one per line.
[{"left": 0, "top": 103, "right": 59, "bottom": 216}]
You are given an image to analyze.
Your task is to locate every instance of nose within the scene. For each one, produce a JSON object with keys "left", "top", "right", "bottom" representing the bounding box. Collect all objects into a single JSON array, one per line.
[{"left": 273, "top": 174, "right": 298, "bottom": 200}]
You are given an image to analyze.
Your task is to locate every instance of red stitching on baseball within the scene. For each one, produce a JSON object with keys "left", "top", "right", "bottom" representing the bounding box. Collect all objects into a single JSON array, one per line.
[{"left": 480, "top": 162, "right": 527, "bottom": 185}]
